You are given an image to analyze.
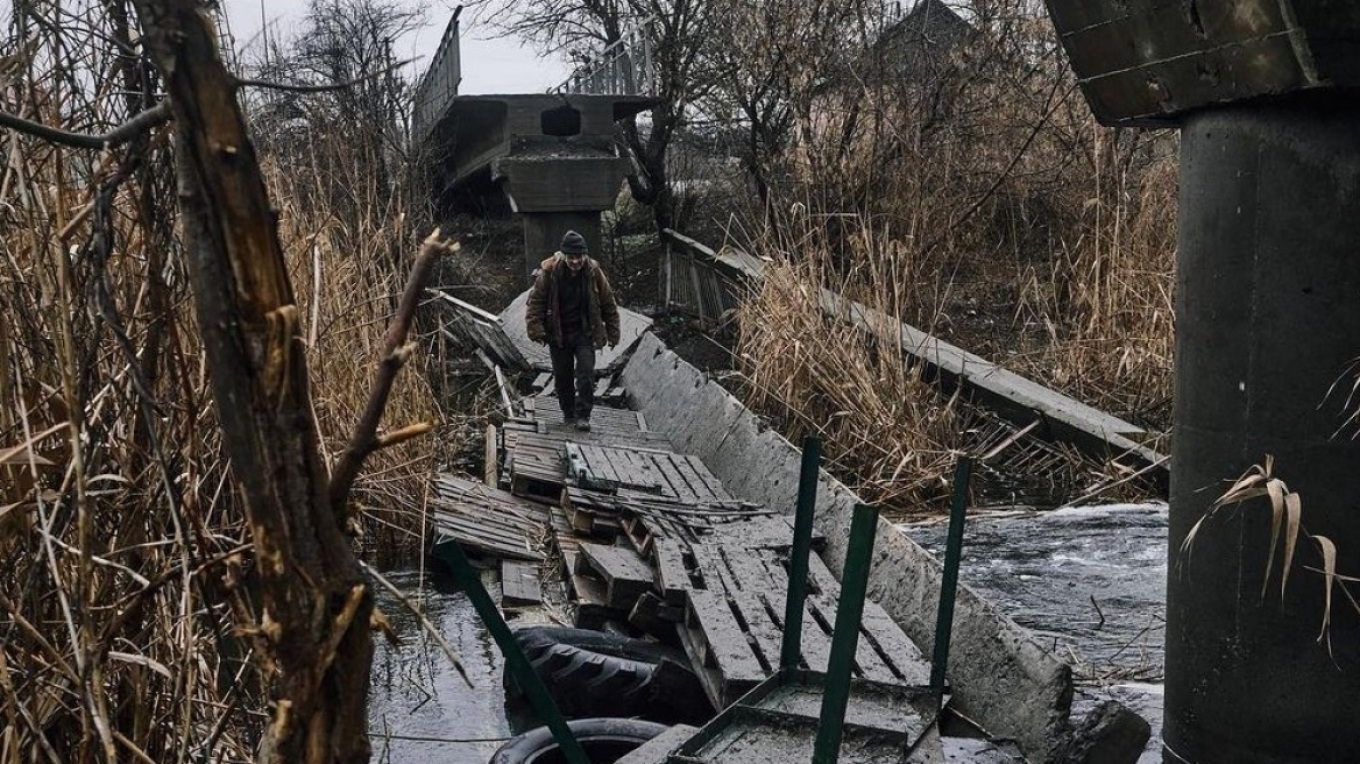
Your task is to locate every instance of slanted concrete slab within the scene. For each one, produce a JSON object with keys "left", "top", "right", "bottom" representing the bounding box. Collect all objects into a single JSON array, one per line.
[
  {"left": 499, "top": 288, "right": 653, "bottom": 372},
  {"left": 819, "top": 289, "right": 1164, "bottom": 475},
  {"left": 620, "top": 332, "right": 1074, "bottom": 763},
  {"left": 670, "top": 246, "right": 1164, "bottom": 478}
]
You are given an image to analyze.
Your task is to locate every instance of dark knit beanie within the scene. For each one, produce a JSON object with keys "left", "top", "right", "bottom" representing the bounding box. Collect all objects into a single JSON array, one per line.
[{"left": 561, "top": 230, "right": 589, "bottom": 255}]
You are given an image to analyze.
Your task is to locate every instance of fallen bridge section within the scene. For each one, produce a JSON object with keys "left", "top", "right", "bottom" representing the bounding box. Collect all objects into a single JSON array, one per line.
[
  {"left": 662, "top": 229, "right": 1167, "bottom": 483},
  {"left": 621, "top": 332, "right": 1075, "bottom": 763}
]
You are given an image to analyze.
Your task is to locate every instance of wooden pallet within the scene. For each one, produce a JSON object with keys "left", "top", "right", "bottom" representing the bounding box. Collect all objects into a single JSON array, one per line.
[
  {"left": 429, "top": 474, "right": 550, "bottom": 561},
  {"left": 576, "top": 541, "right": 657, "bottom": 610},
  {"left": 561, "top": 444, "right": 735, "bottom": 504},
  {"left": 504, "top": 417, "right": 675, "bottom": 451},
  {"left": 523, "top": 398, "right": 649, "bottom": 433},
  {"left": 505, "top": 431, "right": 568, "bottom": 503},
  {"left": 674, "top": 536, "right": 932, "bottom": 709}
]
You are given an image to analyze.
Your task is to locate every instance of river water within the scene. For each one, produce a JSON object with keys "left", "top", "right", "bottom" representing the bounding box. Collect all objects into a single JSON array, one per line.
[
  {"left": 367, "top": 565, "right": 514, "bottom": 764},
  {"left": 899, "top": 501, "right": 1168, "bottom": 763}
]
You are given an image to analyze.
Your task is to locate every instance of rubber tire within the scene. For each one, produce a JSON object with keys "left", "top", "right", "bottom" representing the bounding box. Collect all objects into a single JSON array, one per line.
[
  {"left": 489, "top": 718, "right": 670, "bottom": 764},
  {"left": 504, "top": 627, "right": 701, "bottom": 722},
  {"left": 512, "top": 627, "right": 684, "bottom": 666}
]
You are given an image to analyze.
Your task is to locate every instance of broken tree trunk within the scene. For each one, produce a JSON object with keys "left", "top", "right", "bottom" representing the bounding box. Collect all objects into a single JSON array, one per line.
[{"left": 129, "top": 2, "right": 373, "bottom": 762}]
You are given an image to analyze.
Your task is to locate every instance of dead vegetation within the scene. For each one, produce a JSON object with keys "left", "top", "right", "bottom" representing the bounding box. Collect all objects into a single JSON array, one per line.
[
  {"left": 1, "top": 1, "right": 447, "bottom": 759},
  {"left": 1182, "top": 457, "right": 1354, "bottom": 652},
  {"left": 722, "top": 0, "right": 1175, "bottom": 510}
]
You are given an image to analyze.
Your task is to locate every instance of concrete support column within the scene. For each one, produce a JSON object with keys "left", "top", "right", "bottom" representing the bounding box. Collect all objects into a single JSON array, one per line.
[
  {"left": 522, "top": 212, "right": 603, "bottom": 275},
  {"left": 1167, "top": 100, "right": 1360, "bottom": 764}
]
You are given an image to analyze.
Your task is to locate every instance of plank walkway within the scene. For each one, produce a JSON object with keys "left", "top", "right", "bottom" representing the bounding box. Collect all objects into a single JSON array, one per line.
[{"left": 430, "top": 364, "right": 935, "bottom": 725}]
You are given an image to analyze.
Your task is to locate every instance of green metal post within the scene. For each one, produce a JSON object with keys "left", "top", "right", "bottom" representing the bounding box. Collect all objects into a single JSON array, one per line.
[
  {"left": 781, "top": 436, "right": 822, "bottom": 669},
  {"left": 930, "top": 456, "right": 972, "bottom": 695},
  {"left": 813, "top": 503, "right": 880, "bottom": 764},
  {"left": 436, "top": 543, "right": 590, "bottom": 764}
]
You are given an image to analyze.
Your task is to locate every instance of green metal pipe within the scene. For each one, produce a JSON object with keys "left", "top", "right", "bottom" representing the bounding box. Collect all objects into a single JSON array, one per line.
[
  {"left": 812, "top": 503, "right": 880, "bottom": 764},
  {"left": 435, "top": 542, "right": 590, "bottom": 764},
  {"left": 781, "top": 436, "right": 822, "bottom": 670},
  {"left": 930, "top": 456, "right": 972, "bottom": 695}
]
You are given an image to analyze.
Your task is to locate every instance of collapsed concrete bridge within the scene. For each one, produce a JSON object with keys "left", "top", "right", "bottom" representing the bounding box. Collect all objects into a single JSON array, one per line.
[{"left": 411, "top": 12, "right": 655, "bottom": 274}]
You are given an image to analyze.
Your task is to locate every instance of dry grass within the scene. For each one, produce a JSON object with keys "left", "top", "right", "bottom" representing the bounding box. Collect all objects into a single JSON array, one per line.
[
  {"left": 735, "top": 218, "right": 969, "bottom": 510},
  {"left": 0, "top": 4, "right": 444, "bottom": 758},
  {"left": 266, "top": 150, "right": 445, "bottom": 551}
]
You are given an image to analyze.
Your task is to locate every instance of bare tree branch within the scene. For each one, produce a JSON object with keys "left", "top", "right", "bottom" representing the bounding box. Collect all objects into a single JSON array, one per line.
[
  {"left": 233, "top": 57, "right": 417, "bottom": 94},
  {"left": 329, "top": 229, "right": 459, "bottom": 523},
  {"left": 0, "top": 101, "right": 169, "bottom": 150}
]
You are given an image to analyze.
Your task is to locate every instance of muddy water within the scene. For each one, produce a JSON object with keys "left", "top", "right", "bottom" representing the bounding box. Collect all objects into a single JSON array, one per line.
[{"left": 367, "top": 566, "right": 513, "bottom": 764}]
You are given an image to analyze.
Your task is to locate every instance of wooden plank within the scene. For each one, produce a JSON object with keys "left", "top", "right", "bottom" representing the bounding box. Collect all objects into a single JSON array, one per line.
[
  {"left": 688, "top": 543, "right": 737, "bottom": 594},
  {"left": 683, "top": 589, "right": 767, "bottom": 708},
  {"left": 777, "top": 549, "right": 932, "bottom": 684},
  {"left": 653, "top": 539, "right": 691, "bottom": 607},
  {"left": 728, "top": 588, "right": 781, "bottom": 672},
  {"left": 587, "top": 445, "right": 624, "bottom": 488},
  {"left": 664, "top": 456, "right": 706, "bottom": 502},
  {"left": 856, "top": 600, "right": 932, "bottom": 685},
  {"left": 569, "top": 570, "right": 619, "bottom": 630},
  {"left": 757, "top": 550, "right": 833, "bottom": 674},
  {"left": 684, "top": 455, "right": 732, "bottom": 500},
  {"left": 578, "top": 541, "right": 656, "bottom": 611},
  {"left": 650, "top": 453, "right": 695, "bottom": 502},
  {"left": 501, "top": 559, "right": 542, "bottom": 606},
  {"left": 484, "top": 424, "right": 499, "bottom": 487}
]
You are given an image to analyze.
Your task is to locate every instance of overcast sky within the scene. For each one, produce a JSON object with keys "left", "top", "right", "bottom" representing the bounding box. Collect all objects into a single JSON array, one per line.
[{"left": 220, "top": 0, "right": 573, "bottom": 94}]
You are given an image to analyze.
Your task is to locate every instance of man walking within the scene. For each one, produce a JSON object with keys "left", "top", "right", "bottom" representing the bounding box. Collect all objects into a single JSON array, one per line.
[{"left": 526, "top": 230, "right": 621, "bottom": 431}]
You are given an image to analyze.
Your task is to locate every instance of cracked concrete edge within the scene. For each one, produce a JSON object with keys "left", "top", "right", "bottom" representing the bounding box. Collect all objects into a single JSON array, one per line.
[{"left": 619, "top": 332, "right": 1074, "bottom": 762}]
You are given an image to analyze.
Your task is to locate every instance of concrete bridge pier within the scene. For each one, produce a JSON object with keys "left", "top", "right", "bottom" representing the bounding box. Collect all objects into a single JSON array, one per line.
[
  {"left": 418, "top": 93, "right": 653, "bottom": 276},
  {"left": 521, "top": 213, "right": 602, "bottom": 272},
  {"left": 1043, "top": 3, "right": 1360, "bottom": 761},
  {"left": 1168, "top": 99, "right": 1360, "bottom": 764},
  {"left": 495, "top": 152, "right": 630, "bottom": 274}
]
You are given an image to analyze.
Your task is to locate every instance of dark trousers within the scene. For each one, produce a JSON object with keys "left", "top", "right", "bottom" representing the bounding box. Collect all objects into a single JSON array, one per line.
[{"left": 549, "top": 331, "right": 595, "bottom": 420}]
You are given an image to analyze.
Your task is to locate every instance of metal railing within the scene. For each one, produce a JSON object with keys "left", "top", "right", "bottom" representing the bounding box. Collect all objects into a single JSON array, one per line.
[
  {"left": 412, "top": 7, "right": 462, "bottom": 142},
  {"left": 553, "top": 16, "right": 657, "bottom": 96}
]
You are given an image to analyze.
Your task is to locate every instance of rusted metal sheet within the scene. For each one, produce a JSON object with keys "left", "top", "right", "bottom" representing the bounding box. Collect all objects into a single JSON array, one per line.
[{"left": 1045, "top": 0, "right": 1360, "bottom": 125}]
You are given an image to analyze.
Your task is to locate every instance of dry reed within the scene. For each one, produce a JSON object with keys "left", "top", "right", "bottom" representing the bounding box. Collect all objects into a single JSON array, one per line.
[
  {"left": 735, "top": 217, "right": 969, "bottom": 510},
  {"left": 0, "top": 3, "right": 443, "bottom": 758}
]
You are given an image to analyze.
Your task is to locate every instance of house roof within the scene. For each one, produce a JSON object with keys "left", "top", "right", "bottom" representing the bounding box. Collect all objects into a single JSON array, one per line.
[
  {"left": 818, "top": 0, "right": 973, "bottom": 93},
  {"left": 878, "top": 0, "right": 972, "bottom": 52}
]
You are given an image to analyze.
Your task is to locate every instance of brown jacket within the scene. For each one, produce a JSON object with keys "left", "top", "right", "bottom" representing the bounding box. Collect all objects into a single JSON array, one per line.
[{"left": 525, "top": 253, "right": 621, "bottom": 349}]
